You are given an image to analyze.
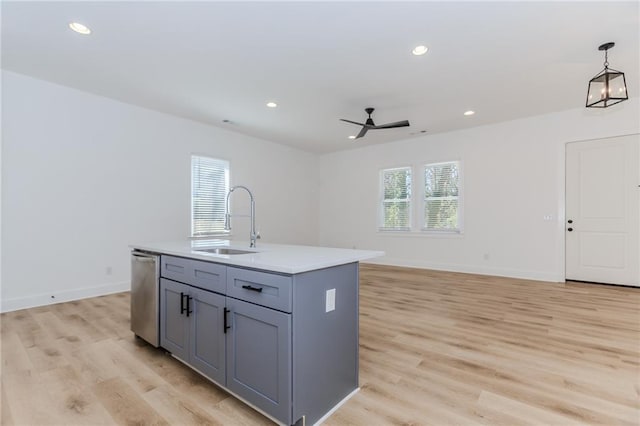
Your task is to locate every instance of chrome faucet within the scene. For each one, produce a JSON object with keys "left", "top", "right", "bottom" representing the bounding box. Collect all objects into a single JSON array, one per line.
[{"left": 224, "top": 185, "right": 260, "bottom": 248}]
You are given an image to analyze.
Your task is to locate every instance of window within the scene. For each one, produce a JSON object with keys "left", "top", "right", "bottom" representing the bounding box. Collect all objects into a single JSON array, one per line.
[
  {"left": 380, "top": 167, "right": 412, "bottom": 230},
  {"left": 191, "top": 155, "right": 229, "bottom": 237},
  {"left": 423, "top": 161, "right": 461, "bottom": 232}
]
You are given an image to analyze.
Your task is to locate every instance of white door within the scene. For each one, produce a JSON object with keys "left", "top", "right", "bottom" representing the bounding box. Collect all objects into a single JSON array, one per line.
[{"left": 566, "top": 134, "right": 639, "bottom": 286}]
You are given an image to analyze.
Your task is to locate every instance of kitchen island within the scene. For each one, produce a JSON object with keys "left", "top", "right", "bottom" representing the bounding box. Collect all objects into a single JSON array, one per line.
[{"left": 130, "top": 240, "right": 382, "bottom": 426}]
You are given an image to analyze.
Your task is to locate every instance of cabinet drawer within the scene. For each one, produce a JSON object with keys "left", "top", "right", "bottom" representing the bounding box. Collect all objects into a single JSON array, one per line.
[
  {"left": 226, "top": 267, "right": 292, "bottom": 312},
  {"left": 161, "top": 255, "right": 226, "bottom": 294}
]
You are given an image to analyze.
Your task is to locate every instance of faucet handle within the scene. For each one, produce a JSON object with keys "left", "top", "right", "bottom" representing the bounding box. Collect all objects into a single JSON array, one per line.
[{"left": 256, "top": 232, "right": 261, "bottom": 240}]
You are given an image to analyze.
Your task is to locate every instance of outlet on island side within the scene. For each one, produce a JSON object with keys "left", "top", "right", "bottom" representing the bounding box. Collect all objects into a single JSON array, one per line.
[{"left": 325, "top": 288, "right": 336, "bottom": 312}]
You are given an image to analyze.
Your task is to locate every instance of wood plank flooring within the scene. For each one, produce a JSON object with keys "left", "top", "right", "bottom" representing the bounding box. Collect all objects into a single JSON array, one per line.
[{"left": 1, "top": 264, "right": 639, "bottom": 425}]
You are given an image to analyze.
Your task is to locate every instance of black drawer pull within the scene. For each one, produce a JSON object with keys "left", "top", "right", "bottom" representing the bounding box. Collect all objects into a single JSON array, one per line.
[
  {"left": 242, "top": 285, "right": 263, "bottom": 293},
  {"left": 223, "top": 308, "right": 230, "bottom": 333},
  {"left": 186, "top": 296, "right": 193, "bottom": 317},
  {"left": 180, "top": 292, "right": 186, "bottom": 315}
]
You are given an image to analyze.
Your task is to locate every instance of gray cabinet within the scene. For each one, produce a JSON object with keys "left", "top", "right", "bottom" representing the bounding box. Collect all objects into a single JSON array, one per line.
[
  {"left": 159, "top": 278, "right": 189, "bottom": 361},
  {"left": 189, "top": 286, "right": 226, "bottom": 384},
  {"left": 227, "top": 266, "right": 292, "bottom": 312},
  {"left": 158, "top": 255, "right": 359, "bottom": 426},
  {"left": 226, "top": 297, "right": 292, "bottom": 424},
  {"left": 159, "top": 277, "right": 226, "bottom": 384},
  {"left": 161, "top": 255, "right": 226, "bottom": 293}
]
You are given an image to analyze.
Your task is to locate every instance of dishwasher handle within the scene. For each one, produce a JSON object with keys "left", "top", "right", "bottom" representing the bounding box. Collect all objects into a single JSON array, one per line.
[{"left": 132, "top": 253, "right": 156, "bottom": 263}]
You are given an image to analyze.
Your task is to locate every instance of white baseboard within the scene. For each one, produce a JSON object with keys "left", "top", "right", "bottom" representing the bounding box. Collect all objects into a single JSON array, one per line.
[
  {"left": 312, "top": 387, "right": 359, "bottom": 426},
  {"left": 363, "top": 257, "right": 564, "bottom": 283},
  {"left": 1, "top": 281, "right": 130, "bottom": 313}
]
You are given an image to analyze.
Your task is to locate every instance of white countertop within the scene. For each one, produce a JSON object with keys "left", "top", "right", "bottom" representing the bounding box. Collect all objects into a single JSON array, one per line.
[{"left": 130, "top": 239, "right": 384, "bottom": 274}]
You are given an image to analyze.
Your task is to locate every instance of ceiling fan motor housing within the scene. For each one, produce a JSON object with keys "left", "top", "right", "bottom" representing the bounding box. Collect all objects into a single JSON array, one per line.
[{"left": 365, "top": 108, "right": 375, "bottom": 125}]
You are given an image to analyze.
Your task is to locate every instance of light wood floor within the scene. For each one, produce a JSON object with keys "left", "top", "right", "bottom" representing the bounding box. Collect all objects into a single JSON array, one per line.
[{"left": 2, "top": 265, "right": 639, "bottom": 425}]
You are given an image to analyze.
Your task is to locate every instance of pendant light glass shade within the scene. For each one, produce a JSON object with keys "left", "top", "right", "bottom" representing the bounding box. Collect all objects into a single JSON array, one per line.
[{"left": 586, "top": 42, "right": 628, "bottom": 108}]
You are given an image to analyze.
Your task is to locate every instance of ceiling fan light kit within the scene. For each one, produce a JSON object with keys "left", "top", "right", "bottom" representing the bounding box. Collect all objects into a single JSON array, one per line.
[
  {"left": 586, "top": 42, "right": 628, "bottom": 108},
  {"left": 68, "top": 22, "right": 91, "bottom": 35},
  {"left": 339, "top": 107, "right": 410, "bottom": 139}
]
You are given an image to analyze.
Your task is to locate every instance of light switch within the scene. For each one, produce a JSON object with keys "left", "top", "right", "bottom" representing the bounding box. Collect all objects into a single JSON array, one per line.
[{"left": 325, "top": 288, "right": 336, "bottom": 312}]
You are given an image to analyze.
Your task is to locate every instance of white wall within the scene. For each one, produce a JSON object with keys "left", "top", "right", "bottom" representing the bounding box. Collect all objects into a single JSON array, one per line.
[
  {"left": 3, "top": 70, "right": 638, "bottom": 313},
  {"left": 318, "top": 99, "right": 640, "bottom": 282},
  {"left": 1, "top": 70, "right": 318, "bottom": 312}
]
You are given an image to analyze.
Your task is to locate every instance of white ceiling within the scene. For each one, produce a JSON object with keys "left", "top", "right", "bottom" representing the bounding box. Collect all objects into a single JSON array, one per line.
[{"left": 2, "top": 1, "right": 639, "bottom": 153}]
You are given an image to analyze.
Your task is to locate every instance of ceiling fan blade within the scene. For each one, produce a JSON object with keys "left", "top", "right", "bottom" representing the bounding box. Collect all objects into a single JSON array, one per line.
[
  {"left": 340, "top": 118, "right": 365, "bottom": 126},
  {"left": 373, "top": 120, "right": 410, "bottom": 129},
  {"left": 355, "top": 126, "right": 369, "bottom": 139}
]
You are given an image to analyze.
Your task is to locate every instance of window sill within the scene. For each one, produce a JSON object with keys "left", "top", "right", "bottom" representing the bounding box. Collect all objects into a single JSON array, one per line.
[{"left": 377, "top": 230, "right": 464, "bottom": 238}]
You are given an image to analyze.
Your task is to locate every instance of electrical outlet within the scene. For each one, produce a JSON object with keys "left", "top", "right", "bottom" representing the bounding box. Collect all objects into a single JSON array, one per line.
[{"left": 325, "top": 289, "right": 336, "bottom": 312}]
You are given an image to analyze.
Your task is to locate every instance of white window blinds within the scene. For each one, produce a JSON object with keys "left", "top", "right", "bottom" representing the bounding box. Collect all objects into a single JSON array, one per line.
[
  {"left": 423, "top": 161, "right": 460, "bottom": 231},
  {"left": 191, "top": 156, "right": 229, "bottom": 237},
  {"left": 380, "top": 167, "right": 412, "bottom": 230}
]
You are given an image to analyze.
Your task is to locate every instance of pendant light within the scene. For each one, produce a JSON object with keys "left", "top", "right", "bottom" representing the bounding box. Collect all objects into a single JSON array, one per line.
[{"left": 586, "top": 42, "right": 628, "bottom": 108}]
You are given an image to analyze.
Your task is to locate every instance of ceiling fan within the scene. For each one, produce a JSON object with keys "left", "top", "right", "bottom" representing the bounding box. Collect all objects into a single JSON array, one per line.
[{"left": 340, "top": 107, "right": 410, "bottom": 139}]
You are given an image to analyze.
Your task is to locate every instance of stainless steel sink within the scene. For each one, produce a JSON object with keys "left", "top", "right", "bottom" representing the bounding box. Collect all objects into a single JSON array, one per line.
[{"left": 195, "top": 247, "right": 257, "bottom": 255}]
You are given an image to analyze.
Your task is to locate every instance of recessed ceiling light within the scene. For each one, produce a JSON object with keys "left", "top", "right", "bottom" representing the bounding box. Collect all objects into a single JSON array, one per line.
[
  {"left": 69, "top": 22, "right": 91, "bottom": 35},
  {"left": 464, "top": 110, "right": 475, "bottom": 116},
  {"left": 266, "top": 102, "right": 277, "bottom": 108},
  {"left": 348, "top": 135, "right": 356, "bottom": 140},
  {"left": 412, "top": 45, "right": 428, "bottom": 56}
]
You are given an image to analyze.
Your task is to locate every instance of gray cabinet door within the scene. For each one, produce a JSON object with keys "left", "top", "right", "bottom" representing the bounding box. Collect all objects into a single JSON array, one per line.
[
  {"left": 160, "top": 278, "right": 189, "bottom": 362},
  {"left": 189, "top": 287, "right": 226, "bottom": 385},
  {"left": 226, "top": 298, "right": 292, "bottom": 425}
]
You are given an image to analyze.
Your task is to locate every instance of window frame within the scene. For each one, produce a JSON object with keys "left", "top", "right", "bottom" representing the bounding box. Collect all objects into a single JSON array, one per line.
[
  {"left": 191, "top": 154, "right": 230, "bottom": 238},
  {"left": 421, "top": 160, "right": 463, "bottom": 233},
  {"left": 378, "top": 166, "right": 412, "bottom": 232}
]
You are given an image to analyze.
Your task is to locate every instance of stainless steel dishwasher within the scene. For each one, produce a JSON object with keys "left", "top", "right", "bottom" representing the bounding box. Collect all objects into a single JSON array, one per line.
[{"left": 130, "top": 250, "right": 160, "bottom": 347}]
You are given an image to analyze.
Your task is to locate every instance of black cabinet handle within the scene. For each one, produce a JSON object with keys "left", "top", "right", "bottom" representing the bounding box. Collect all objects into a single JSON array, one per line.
[
  {"left": 223, "top": 308, "right": 231, "bottom": 333},
  {"left": 180, "top": 292, "right": 186, "bottom": 315},
  {"left": 567, "top": 227, "right": 573, "bottom": 232},
  {"left": 186, "top": 296, "right": 193, "bottom": 317},
  {"left": 242, "top": 285, "right": 263, "bottom": 293},
  {"left": 568, "top": 219, "right": 573, "bottom": 224}
]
